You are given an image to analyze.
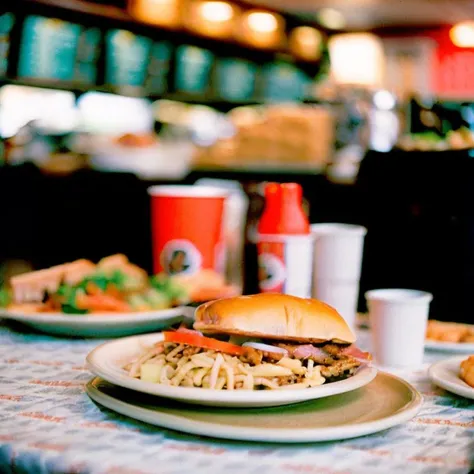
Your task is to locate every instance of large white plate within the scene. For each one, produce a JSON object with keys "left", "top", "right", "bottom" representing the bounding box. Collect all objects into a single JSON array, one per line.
[
  {"left": 86, "top": 373, "right": 421, "bottom": 442},
  {"left": 86, "top": 332, "right": 378, "bottom": 408},
  {"left": 428, "top": 357, "right": 474, "bottom": 400},
  {"left": 0, "top": 307, "right": 193, "bottom": 338},
  {"left": 425, "top": 340, "right": 474, "bottom": 354}
]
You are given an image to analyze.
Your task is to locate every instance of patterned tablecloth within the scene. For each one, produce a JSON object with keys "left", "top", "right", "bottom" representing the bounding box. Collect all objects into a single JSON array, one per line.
[{"left": 0, "top": 320, "right": 473, "bottom": 474}]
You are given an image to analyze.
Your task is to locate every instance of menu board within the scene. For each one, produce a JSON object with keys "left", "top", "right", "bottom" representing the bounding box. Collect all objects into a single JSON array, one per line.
[
  {"left": 18, "top": 15, "right": 100, "bottom": 84},
  {"left": 215, "top": 58, "right": 256, "bottom": 101},
  {"left": 18, "top": 16, "right": 80, "bottom": 81},
  {"left": 105, "top": 29, "right": 151, "bottom": 88},
  {"left": 0, "top": 13, "right": 14, "bottom": 77},
  {"left": 261, "top": 62, "right": 310, "bottom": 101},
  {"left": 145, "top": 41, "right": 173, "bottom": 95},
  {"left": 175, "top": 45, "right": 214, "bottom": 94},
  {"left": 74, "top": 27, "right": 101, "bottom": 84}
]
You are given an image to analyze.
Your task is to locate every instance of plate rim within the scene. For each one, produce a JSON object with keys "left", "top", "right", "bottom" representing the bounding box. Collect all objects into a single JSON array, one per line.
[
  {"left": 428, "top": 356, "right": 474, "bottom": 400},
  {"left": 86, "top": 331, "right": 378, "bottom": 406},
  {"left": 0, "top": 306, "right": 190, "bottom": 325},
  {"left": 85, "top": 373, "right": 423, "bottom": 442},
  {"left": 425, "top": 339, "right": 474, "bottom": 354}
]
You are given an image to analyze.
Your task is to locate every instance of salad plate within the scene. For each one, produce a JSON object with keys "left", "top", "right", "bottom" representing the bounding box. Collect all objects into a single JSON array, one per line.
[
  {"left": 86, "top": 332, "right": 378, "bottom": 408},
  {"left": 0, "top": 307, "right": 194, "bottom": 338},
  {"left": 0, "top": 254, "right": 196, "bottom": 337},
  {"left": 85, "top": 373, "right": 422, "bottom": 442}
]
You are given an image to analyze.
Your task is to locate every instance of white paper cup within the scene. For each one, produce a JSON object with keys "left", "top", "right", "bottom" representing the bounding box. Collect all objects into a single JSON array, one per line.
[
  {"left": 313, "top": 280, "right": 359, "bottom": 330},
  {"left": 311, "top": 223, "right": 367, "bottom": 281},
  {"left": 365, "top": 289, "right": 433, "bottom": 368},
  {"left": 311, "top": 224, "right": 367, "bottom": 329}
]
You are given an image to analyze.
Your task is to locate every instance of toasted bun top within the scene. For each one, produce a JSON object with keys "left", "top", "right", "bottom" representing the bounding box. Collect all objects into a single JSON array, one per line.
[{"left": 193, "top": 293, "right": 356, "bottom": 344}]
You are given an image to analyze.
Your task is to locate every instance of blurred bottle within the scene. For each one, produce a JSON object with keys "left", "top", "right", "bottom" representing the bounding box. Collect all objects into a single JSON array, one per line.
[
  {"left": 242, "top": 182, "right": 264, "bottom": 295},
  {"left": 256, "top": 182, "right": 313, "bottom": 298}
]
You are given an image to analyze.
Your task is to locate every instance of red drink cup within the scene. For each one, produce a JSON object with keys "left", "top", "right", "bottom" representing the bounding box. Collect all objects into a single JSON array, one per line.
[{"left": 148, "top": 185, "right": 228, "bottom": 276}]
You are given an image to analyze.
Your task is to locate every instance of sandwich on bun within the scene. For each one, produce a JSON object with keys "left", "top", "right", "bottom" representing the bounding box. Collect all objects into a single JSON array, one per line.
[{"left": 126, "top": 293, "right": 371, "bottom": 390}]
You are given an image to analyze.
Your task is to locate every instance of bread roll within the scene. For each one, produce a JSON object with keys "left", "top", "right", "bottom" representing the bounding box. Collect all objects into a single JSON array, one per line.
[{"left": 194, "top": 293, "right": 355, "bottom": 344}]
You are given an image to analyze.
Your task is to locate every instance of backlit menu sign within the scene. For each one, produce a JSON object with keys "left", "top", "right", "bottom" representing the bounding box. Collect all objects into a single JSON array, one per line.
[
  {"left": 75, "top": 27, "right": 101, "bottom": 84},
  {"left": 0, "top": 13, "right": 15, "bottom": 77},
  {"left": 18, "top": 16, "right": 100, "bottom": 84},
  {"left": 215, "top": 58, "right": 256, "bottom": 101},
  {"left": 19, "top": 16, "right": 79, "bottom": 80},
  {"left": 105, "top": 29, "right": 151, "bottom": 88},
  {"left": 175, "top": 45, "right": 213, "bottom": 94},
  {"left": 145, "top": 41, "right": 173, "bottom": 95},
  {"left": 262, "top": 62, "right": 310, "bottom": 101}
]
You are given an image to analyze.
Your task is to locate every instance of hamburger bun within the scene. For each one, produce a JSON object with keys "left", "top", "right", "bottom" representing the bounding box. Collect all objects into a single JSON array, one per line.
[{"left": 193, "top": 293, "right": 356, "bottom": 344}]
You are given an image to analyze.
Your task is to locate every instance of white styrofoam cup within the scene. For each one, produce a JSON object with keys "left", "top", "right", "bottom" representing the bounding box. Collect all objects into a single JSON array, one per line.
[
  {"left": 311, "top": 223, "right": 367, "bottom": 329},
  {"left": 313, "top": 279, "right": 360, "bottom": 330},
  {"left": 365, "top": 289, "right": 433, "bottom": 368}
]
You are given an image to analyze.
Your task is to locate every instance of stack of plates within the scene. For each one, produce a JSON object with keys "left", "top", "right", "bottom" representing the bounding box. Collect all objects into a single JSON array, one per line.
[{"left": 86, "top": 333, "right": 423, "bottom": 442}]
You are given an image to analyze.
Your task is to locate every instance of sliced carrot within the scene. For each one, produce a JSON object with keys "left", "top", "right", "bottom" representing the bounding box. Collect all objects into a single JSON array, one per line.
[
  {"left": 76, "top": 293, "right": 131, "bottom": 312},
  {"left": 104, "top": 283, "right": 121, "bottom": 299},
  {"left": 85, "top": 282, "right": 102, "bottom": 296}
]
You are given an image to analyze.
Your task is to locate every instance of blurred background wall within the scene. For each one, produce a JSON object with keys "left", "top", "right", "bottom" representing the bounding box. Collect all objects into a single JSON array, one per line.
[{"left": 1, "top": 0, "right": 474, "bottom": 321}]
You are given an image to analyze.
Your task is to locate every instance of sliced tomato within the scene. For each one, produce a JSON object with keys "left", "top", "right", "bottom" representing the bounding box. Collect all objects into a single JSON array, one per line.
[
  {"left": 342, "top": 345, "right": 372, "bottom": 361},
  {"left": 163, "top": 331, "right": 245, "bottom": 356}
]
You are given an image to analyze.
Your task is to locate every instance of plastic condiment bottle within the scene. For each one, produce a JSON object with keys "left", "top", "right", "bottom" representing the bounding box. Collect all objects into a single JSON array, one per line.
[{"left": 256, "top": 182, "right": 313, "bottom": 298}]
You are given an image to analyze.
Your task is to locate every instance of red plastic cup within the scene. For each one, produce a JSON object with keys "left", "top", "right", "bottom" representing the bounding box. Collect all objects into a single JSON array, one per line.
[{"left": 148, "top": 185, "right": 228, "bottom": 276}]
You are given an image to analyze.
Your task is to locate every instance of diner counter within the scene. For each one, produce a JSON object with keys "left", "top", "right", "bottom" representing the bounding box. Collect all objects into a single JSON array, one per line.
[{"left": 0, "top": 321, "right": 473, "bottom": 474}]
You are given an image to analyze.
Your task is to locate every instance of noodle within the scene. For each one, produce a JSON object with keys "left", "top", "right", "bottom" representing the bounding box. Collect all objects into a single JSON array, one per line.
[
  {"left": 192, "top": 367, "right": 209, "bottom": 386},
  {"left": 222, "top": 362, "right": 235, "bottom": 391},
  {"left": 128, "top": 344, "right": 164, "bottom": 377},
  {"left": 127, "top": 343, "right": 330, "bottom": 391},
  {"left": 171, "top": 361, "right": 196, "bottom": 386},
  {"left": 209, "top": 353, "right": 224, "bottom": 389},
  {"left": 166, "top": 344, "right": 185, "bottom": 362}
]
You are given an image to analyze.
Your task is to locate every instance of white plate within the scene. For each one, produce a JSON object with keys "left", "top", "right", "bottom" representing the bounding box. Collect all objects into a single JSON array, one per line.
[
  {"left": 428, "top": 357, "right": 474, "bottom": 400},
  {"left": 0, "top": 307, "right": 193, "bottom": 338},
  {"left": 425, "top": 340, "right": 474, "bottom": 354},
  {"left": 86, "top": 372, "right": 422, "bottom": 442},
  {"left": 86, "top": 332, "right": 378, "bottom": 408}
]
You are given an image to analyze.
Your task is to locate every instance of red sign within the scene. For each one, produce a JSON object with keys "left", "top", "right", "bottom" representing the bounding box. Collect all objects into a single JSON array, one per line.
[{"left": 431, "top": 27, "right": 474, "bottom": 99}]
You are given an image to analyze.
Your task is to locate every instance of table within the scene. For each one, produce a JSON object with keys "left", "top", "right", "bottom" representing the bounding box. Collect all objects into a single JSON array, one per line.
[{"left": 0, "top": 321, "right": 473, "bottom": 474}]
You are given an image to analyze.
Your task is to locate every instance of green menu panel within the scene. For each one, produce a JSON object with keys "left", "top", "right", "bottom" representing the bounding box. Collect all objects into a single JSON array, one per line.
[
  {"left": 145, "top": 41, "right": 173, "bottom": 95},
  {"left": 74, "top": 27, "right": 101, "bottom": 84},
  {"left": 262, "top": 62, "right": 310, "bottom": 101},
  {"left": 0, "top": 13, "right": 15, "bottom": 77},
  {"left": 216, "top": 58, "right": 256, "bottom": 101},
  {"left": 18, "top": 15, "right": 100, "bottom": 84},
  {"left": 19, "top": 16, "right": 81, "bottom": 81},
  {"left": 105, "top": 29, "right": 151, "bottom": 88},
  {"left": 175, "top": 45, "right": 213, "bottom": 94}
]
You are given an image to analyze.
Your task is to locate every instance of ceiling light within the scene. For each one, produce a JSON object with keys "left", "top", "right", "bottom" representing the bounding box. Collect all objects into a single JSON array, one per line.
[
  {"left": 317, "top": 8, "right": 346, "bottom": 30},
  {"left": 199, "top": 2, "right": 234, "bottom": 23},
  {"left": 329, "top": 33, "right": 384, "bottom": 87},
  {"left": 289, "top": 26, "right": 323, "bottom": 61},
  {"left": 129, "top": 0, "right": 180, "bottom": 28},
  {"left": 450, "top": 21, "right": 474, "bottom": 48},
  {"left": 247, "top": 12, "right": 278, "bottom": 33}
]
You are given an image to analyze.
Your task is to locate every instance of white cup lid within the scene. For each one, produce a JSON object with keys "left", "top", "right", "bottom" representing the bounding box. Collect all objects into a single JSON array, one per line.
[
  {"left": 310, "top": 223, "right": 367, "bottom": 237},
  {"left": 148, "top": 185, "right": 228, "bottom": 198},
  {"left": 365, "top": 288, "right": 433, "bottom": 304}
]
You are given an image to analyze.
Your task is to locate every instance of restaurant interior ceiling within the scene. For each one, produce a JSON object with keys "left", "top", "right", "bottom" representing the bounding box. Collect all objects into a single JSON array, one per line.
[{"left": 243, "top": 0, "right": 474, "bottom": 30}]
